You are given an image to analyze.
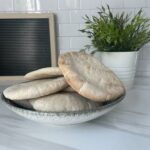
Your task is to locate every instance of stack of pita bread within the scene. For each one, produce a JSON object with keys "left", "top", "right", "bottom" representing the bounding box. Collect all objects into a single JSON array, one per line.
[{"left": 3, "top": 52, "right": 125, "bottom": 112}]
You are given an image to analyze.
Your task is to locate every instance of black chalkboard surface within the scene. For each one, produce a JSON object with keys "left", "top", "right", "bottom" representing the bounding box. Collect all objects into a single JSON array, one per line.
[{"left": 0, "top": 13, "right": 56, "bottom": 76}]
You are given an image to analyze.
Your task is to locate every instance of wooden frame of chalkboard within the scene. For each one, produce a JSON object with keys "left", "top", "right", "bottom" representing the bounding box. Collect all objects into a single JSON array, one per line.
[{"left": 0, "top": 13, "right": 57, "bottom": 82}]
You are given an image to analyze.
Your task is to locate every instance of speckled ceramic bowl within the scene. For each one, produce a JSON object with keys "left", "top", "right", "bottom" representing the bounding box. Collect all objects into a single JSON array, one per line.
[{"left": 1, "top": 93, "right": 125, "bottom": 125}]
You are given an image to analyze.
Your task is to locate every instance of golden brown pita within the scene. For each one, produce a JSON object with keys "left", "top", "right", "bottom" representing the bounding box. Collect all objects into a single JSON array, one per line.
[{"left": 58, "top": 52, "right": 125, "bottom": 102}]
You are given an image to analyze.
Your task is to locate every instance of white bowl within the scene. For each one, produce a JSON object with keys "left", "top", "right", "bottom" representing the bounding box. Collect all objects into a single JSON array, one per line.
[{"left": 1, "top": 93, "right": 125, "bottom": 125}]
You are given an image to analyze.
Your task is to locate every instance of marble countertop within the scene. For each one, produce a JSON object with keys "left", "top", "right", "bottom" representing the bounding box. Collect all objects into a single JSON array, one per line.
[{"left": 0, "top": 77, "right": 150, "bottom": 150}]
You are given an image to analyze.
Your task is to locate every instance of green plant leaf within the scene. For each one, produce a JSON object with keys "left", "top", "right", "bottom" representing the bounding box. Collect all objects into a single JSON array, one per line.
[{"left": 79, "top": 5, "right": 150, "bottom": 52}]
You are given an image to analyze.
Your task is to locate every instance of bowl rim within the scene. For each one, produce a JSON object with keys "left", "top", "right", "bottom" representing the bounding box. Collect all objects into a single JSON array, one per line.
[{"left": 1, "top": 92, "right": 125, "bottom": 116}]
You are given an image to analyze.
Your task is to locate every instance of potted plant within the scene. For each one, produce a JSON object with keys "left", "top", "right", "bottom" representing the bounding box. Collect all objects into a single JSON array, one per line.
[{"left": 80, "top": 5, "right": 150, "bottom": 89}]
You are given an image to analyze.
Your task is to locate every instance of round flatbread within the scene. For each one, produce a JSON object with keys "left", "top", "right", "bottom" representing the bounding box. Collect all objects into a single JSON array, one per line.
[
  {"left": 30, "top": 92, "right": 99, "bottom": 112},
  {"left": 58, "top": 52, "right": 125, "bottom": 102},
  {"left": 3, "top": 77, "right": 68, "bottom": 100},
  {"left": 24, "top": 67, "right": 62, "bottom": 80}
]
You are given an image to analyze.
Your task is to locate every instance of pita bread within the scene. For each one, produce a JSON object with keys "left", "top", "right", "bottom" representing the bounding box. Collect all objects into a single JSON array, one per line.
[
  {"left": 24, "top": 67, "right": 62, "bottom": 80},
  {"left": 30, "top": 92, "right": 99, "bottom": 112},
  {"left": 58, "top": 52, "right": 125, "bottom": 102},
  {"left": 3, "top": 77, "right": 68, "bottom": 100}
]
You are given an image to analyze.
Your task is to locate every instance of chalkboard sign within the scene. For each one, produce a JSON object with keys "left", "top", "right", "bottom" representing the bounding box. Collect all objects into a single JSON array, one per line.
[{"left": 0, "top": 13, "right": 57, "bottom": 76}]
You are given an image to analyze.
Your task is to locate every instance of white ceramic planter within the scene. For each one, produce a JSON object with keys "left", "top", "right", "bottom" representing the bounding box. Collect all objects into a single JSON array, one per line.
[{"left": 94, "top": 51, "right": 139, "bottom": 90}]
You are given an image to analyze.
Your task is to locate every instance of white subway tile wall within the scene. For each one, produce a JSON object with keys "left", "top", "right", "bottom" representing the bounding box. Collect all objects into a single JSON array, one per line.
[
  {"left": 0, "top": 0, "right": 150, "bottom": 76},
  {"left": 70, "top": 37, "right": 91, "bottom": 49},
  {"left": 124, "top": 0, "right": 147, "bottom": 8},
  {"left": 0, "top": 0, "right": 13, "bottom": 11},
  {"left": 36, "top": 0, "right": 58, "bottom": 11},
  {"left": 14, "top": 0, "right": 36, "bottom": 11},
  {"left": 80, "top": 0, "right": 101, "bottom": 9},
  {"left": 58, "top": 0, "right": 80, "bottom": 10},
  {"left": 55, "top": 11, "right": 70, "bottom": 23},
  {"left": 57, "top": 37, "right": 70, "bottom": 51},
  {"left": 101, "top": 0, "right": 123, "bottom": 8},
  {"left": 146, "top": 0, "right": 150, "bottom": 7},
  {"left": 58, "top": 24, "right": 80, "bottom": 36}
]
